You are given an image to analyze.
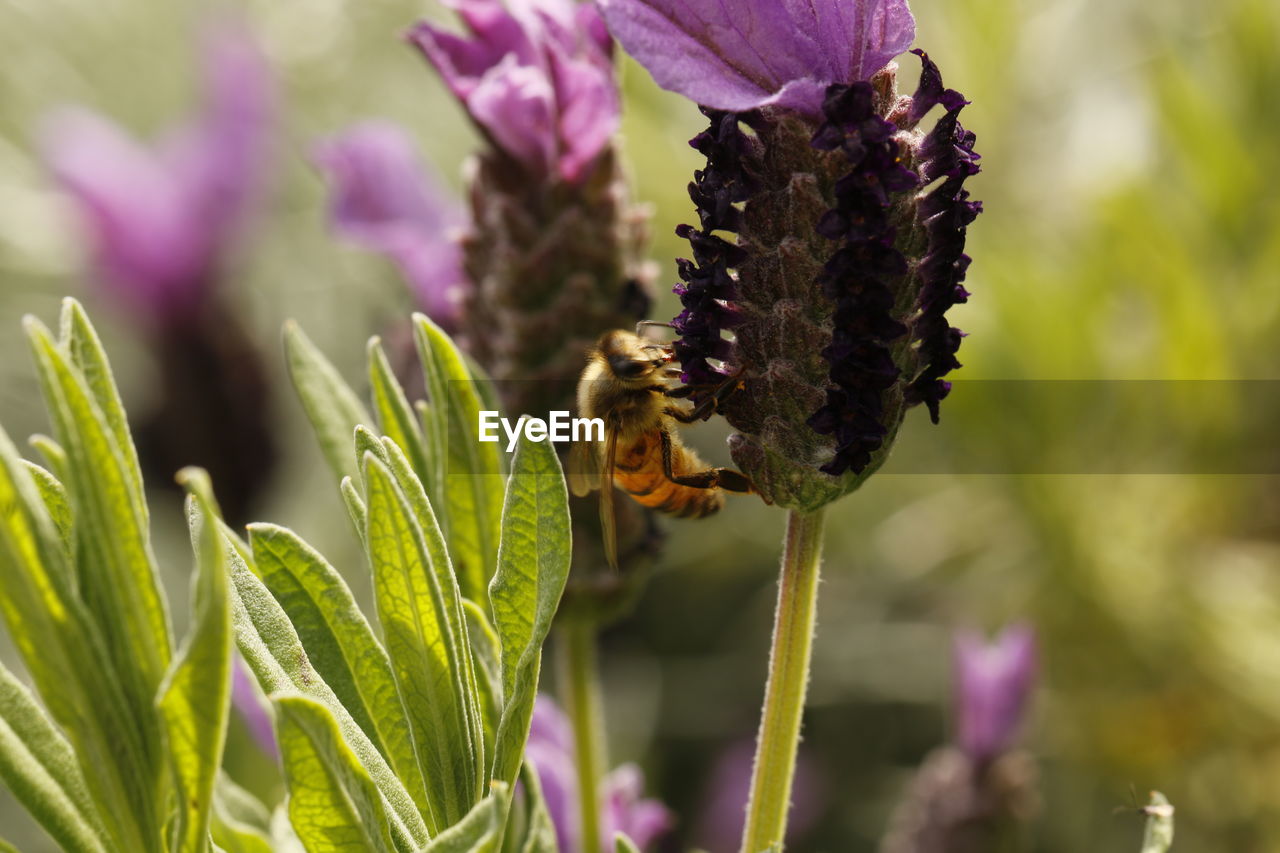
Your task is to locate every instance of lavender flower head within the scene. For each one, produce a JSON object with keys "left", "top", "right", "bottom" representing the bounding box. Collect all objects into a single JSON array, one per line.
[
  {"left": 313, "top": 121, "right": 468, "bottom": 326},
  {"left": 410, "top": 0, "right": 619, "bottom": 185},
  {"left": 41, "top": 24, "right": 273, "bottom": 324},
  {"left": 527, "top": 696, "right": 672, "bottom": 852},
  {"left": 880, "top": 626, "right": 1039, "bottom": 853},
  {"left": 600, "top": 0, "right": 981, "bottom": 509},
  {"left": 953, "top": 624, "right": 1037, "bottom": 765}
]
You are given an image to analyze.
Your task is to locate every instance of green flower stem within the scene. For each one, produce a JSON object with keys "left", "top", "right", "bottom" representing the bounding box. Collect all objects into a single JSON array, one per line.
[
  {"left": 560, "top": 618, "right": 606, "bottom": 853},
  {"left": 741, "top": 507, "right": 828, "bottom": 853}
]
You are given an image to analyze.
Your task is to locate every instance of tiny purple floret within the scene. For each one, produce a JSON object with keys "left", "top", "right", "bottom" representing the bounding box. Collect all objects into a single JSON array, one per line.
[
  {"left": 953, "top": 624, "right": 1037, "bottom": 765},
  {"left": 409, "top": 0, "right": 619, "bottom": 184},
  {"left": 41, "top": 24, "right": 273, "bottom": 323},
  {"left": 312, "top": 120, "right": 468, "bottom": 326},
  {"left": 597, "top": 0, "right": 915, "bottom": 116}
]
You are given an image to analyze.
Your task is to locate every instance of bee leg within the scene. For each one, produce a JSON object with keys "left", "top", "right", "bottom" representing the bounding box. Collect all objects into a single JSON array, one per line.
[
  {"left": 663, "top": 369, "right": 746, "bottom": 421},
  {"left": 659, "top": 429, "right": 755, "bottom": 493}
]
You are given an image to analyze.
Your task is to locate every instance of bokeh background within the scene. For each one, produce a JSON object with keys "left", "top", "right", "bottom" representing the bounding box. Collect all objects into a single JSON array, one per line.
[{"left": 2, "top": 0, "right": 1279, "bottom": 850}]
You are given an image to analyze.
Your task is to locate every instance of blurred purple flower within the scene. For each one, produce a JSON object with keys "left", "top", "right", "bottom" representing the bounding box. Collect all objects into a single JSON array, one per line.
[
  {"left": 231, "top": 656, "right": 277, "bottom": 760},
  {"left": 41, "top": 24, "right": 273, "bottom": 323},
  {"left": 596, "top": 0, "right": 915, "bottom": 116},
  {"left": 313, "top": 121, "right": 468, "bottom": 326},
  {"left": 953, "top": 624, "right": 1037, "bottom": 765},
  {"left": 527, "top": 695, "right": 672, "bottom": 853},
  {"left": 408, "top": 0, "right": 619, "bottom": 183}
]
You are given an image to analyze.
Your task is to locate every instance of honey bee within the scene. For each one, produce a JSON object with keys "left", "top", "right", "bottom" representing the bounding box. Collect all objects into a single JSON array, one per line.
[{"left": 567, "top": 328, "right": 753, "bottom": 568}]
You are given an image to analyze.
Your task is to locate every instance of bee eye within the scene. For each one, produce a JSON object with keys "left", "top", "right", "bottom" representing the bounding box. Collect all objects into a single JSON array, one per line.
[{"left": 609, "top": 355, "right": 649, "bottom": 379}]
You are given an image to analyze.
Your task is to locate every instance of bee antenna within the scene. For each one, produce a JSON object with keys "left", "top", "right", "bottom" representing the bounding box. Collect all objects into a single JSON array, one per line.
[{"left": 635, "top": 321, "right": 675, "bottom": 337}]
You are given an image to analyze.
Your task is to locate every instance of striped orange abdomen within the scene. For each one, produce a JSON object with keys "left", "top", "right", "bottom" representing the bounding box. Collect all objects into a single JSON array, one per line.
[{"left": 612, "top": 432, "right": 723, "bottom": 518}]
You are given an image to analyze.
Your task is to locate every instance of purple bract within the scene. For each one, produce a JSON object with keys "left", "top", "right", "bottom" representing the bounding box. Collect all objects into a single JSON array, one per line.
[
  {"left": 953, "top": 624, "right": 1037, "bottom": 765},
  {"left": 409, "top": 0, "right": 619, "bottom": 184},
  {"left": 313, "top": 120, "right": 468, "bottom": 326},
  {"left": 41, "top": 24, "right": 273, "bottom": 323},
  {"left": 597, "top": 0, "right": 915, "bottom": 116}
]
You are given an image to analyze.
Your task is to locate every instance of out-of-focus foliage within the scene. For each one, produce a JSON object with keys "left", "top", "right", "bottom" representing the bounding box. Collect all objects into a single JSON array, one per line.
[{"left": 1, "top": 0, "right": 1278, "bottom": 850}]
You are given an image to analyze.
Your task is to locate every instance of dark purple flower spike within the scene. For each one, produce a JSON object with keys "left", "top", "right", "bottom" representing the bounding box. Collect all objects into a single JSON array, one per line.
[{"left": 603, "top": 0, "right": 982, "bottom": 508}]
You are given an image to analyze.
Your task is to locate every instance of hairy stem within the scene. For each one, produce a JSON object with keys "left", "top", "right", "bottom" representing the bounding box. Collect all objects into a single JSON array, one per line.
[
  {"left": 560, "top": 619, "right": 606, "bottom": 853},
  {"left": 741, "top": 507, "right": 827, "bottom": 853}
]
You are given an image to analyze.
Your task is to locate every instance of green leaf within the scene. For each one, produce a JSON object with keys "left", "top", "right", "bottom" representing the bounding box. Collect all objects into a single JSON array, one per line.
[
  {"left": 0, "top": 422, "right": 155, "bottom": 851},
  {"left": 340, "top": 477, "right": 368, "bottom": 548},
  {"left": 0, "top": 661, "right": 108, "bottom": 853},
  {"left": 363, "top": 454, "right": 481, "bottom": 832},
  {"left": 158, "top": 469, "right": 234, "bottom": 853},
  {"left": 1140, "top": 791, "right": 1175, "bottom": 853},
  {"left": 462, "top": 601, "right": 501, "bottom": 782},
  {"left": 488, "top": 437, "right": 571, "bottom": 787},
  {"left": 20, "top": 461, "right": 71, "bottom": 560},
  {"left": 614, "top": 835, "right": 641, "bottom": 853},
  {"left": 376, "top": 435, "right": 487, "bottom": 787},
  {"left": 284, "top": 320, "right": 373, "bottom": 485},
  {"left": 213, "top": 768, "right": 271, "bottom": 835},
  {"left": 25, "top": 316, "right": 171, "bottom": 749},
  {"left": 225, "top": 536, "right": 428, "bottom": 849},
  {"left": 58, "top": 298, "right": 146, "bottom": 524},
  {"left": 27, "top": 434, "right": 67, "bottom": 484},
  {"left": 412, "top": 314, "right": 504, "bottom": 605},
  {"left": 515, "top": 763, "right": 556, "bottom": 853},
  {"left": 422, "top": 786, "right": 509, "bottom": 853},
  {"left": 246, "top": 522, "right": 431, "bottom": 814},
  {"left": 273, "top": 694, "right": 400, "bottom": 853},
  {"left": 368, "top": 338, "right": 432, "bottom": 497}
]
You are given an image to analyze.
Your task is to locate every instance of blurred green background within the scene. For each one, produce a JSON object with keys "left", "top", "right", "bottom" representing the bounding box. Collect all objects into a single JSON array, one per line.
[{"left": 2, "top": 0, "right": 1279, "bottom": 850}]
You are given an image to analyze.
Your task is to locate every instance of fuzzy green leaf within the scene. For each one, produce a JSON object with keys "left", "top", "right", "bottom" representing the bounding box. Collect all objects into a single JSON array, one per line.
[
  {"left": 515, "top": 763, "right": 557, "bottom": 853},
  {"left": 58, "top": 298, "right": 146, "bottom": 523},
  {"left": 614, "top": 835, "right": 641, "bottom": 853},
  {"left": 0, "top": 422, "right": 156, "bottom": 852},
  {"left": 25, "top": 317, "right": 171, "bottom": 759},
  {"left": 377, "top": 436, "right": 488, "bottom": 789},
  {"left": 462, "top": 601, "right": 501, "bottom": 781},
  {"left": 158, "top": 469, "right": 234, "bottom": 853},
  {"left": 210, "top": 773, "right": 273, "bottom": 853},
  {"left": 363, "top": 454, "right": 480, "bottom": 832},
  {"left": 225, "top": 537, "right": 427, "bottom": 849},
  {"left": 0, "top": 661, "right": 108, "bottom": 853},
  {"left": 247, "top": 522, "right": 431, "bottom": 814},
  {"left": 368, "top": 338, "right": 432, "bottom": 497},
  {"left": 20, "top": 461, "right": 71, "bottom": 559},
  {"left": 284, "top": 321, "right": 373, "bottom": 485},
  {"left": 412, "top": 314, "right": 504, "bottom": 605},
  {"left": 339, "top": 476, "right": 369, "bottom": 547},
  {"left": 489, "top": 437, "right": 571, "bottom": 787},
  {"left": 274, "top": 694, "right": 400, "bottom": 853},
  {"left": 422, "top": 786, "right": 509, "bottom": 853}
]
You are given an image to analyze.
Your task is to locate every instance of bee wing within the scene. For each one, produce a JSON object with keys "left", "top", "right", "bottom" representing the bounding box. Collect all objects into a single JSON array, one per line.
[
  {"left": 566, "top": 438, "right": 601, "bottom": 497},
  {"left": 600, "top": 427, "right": 619, "bottom": 570}
]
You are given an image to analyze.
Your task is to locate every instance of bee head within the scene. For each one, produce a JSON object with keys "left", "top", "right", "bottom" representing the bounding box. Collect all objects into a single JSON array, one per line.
[{"left": 597, "top": 329, "right": 672, "bottom": 383}]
